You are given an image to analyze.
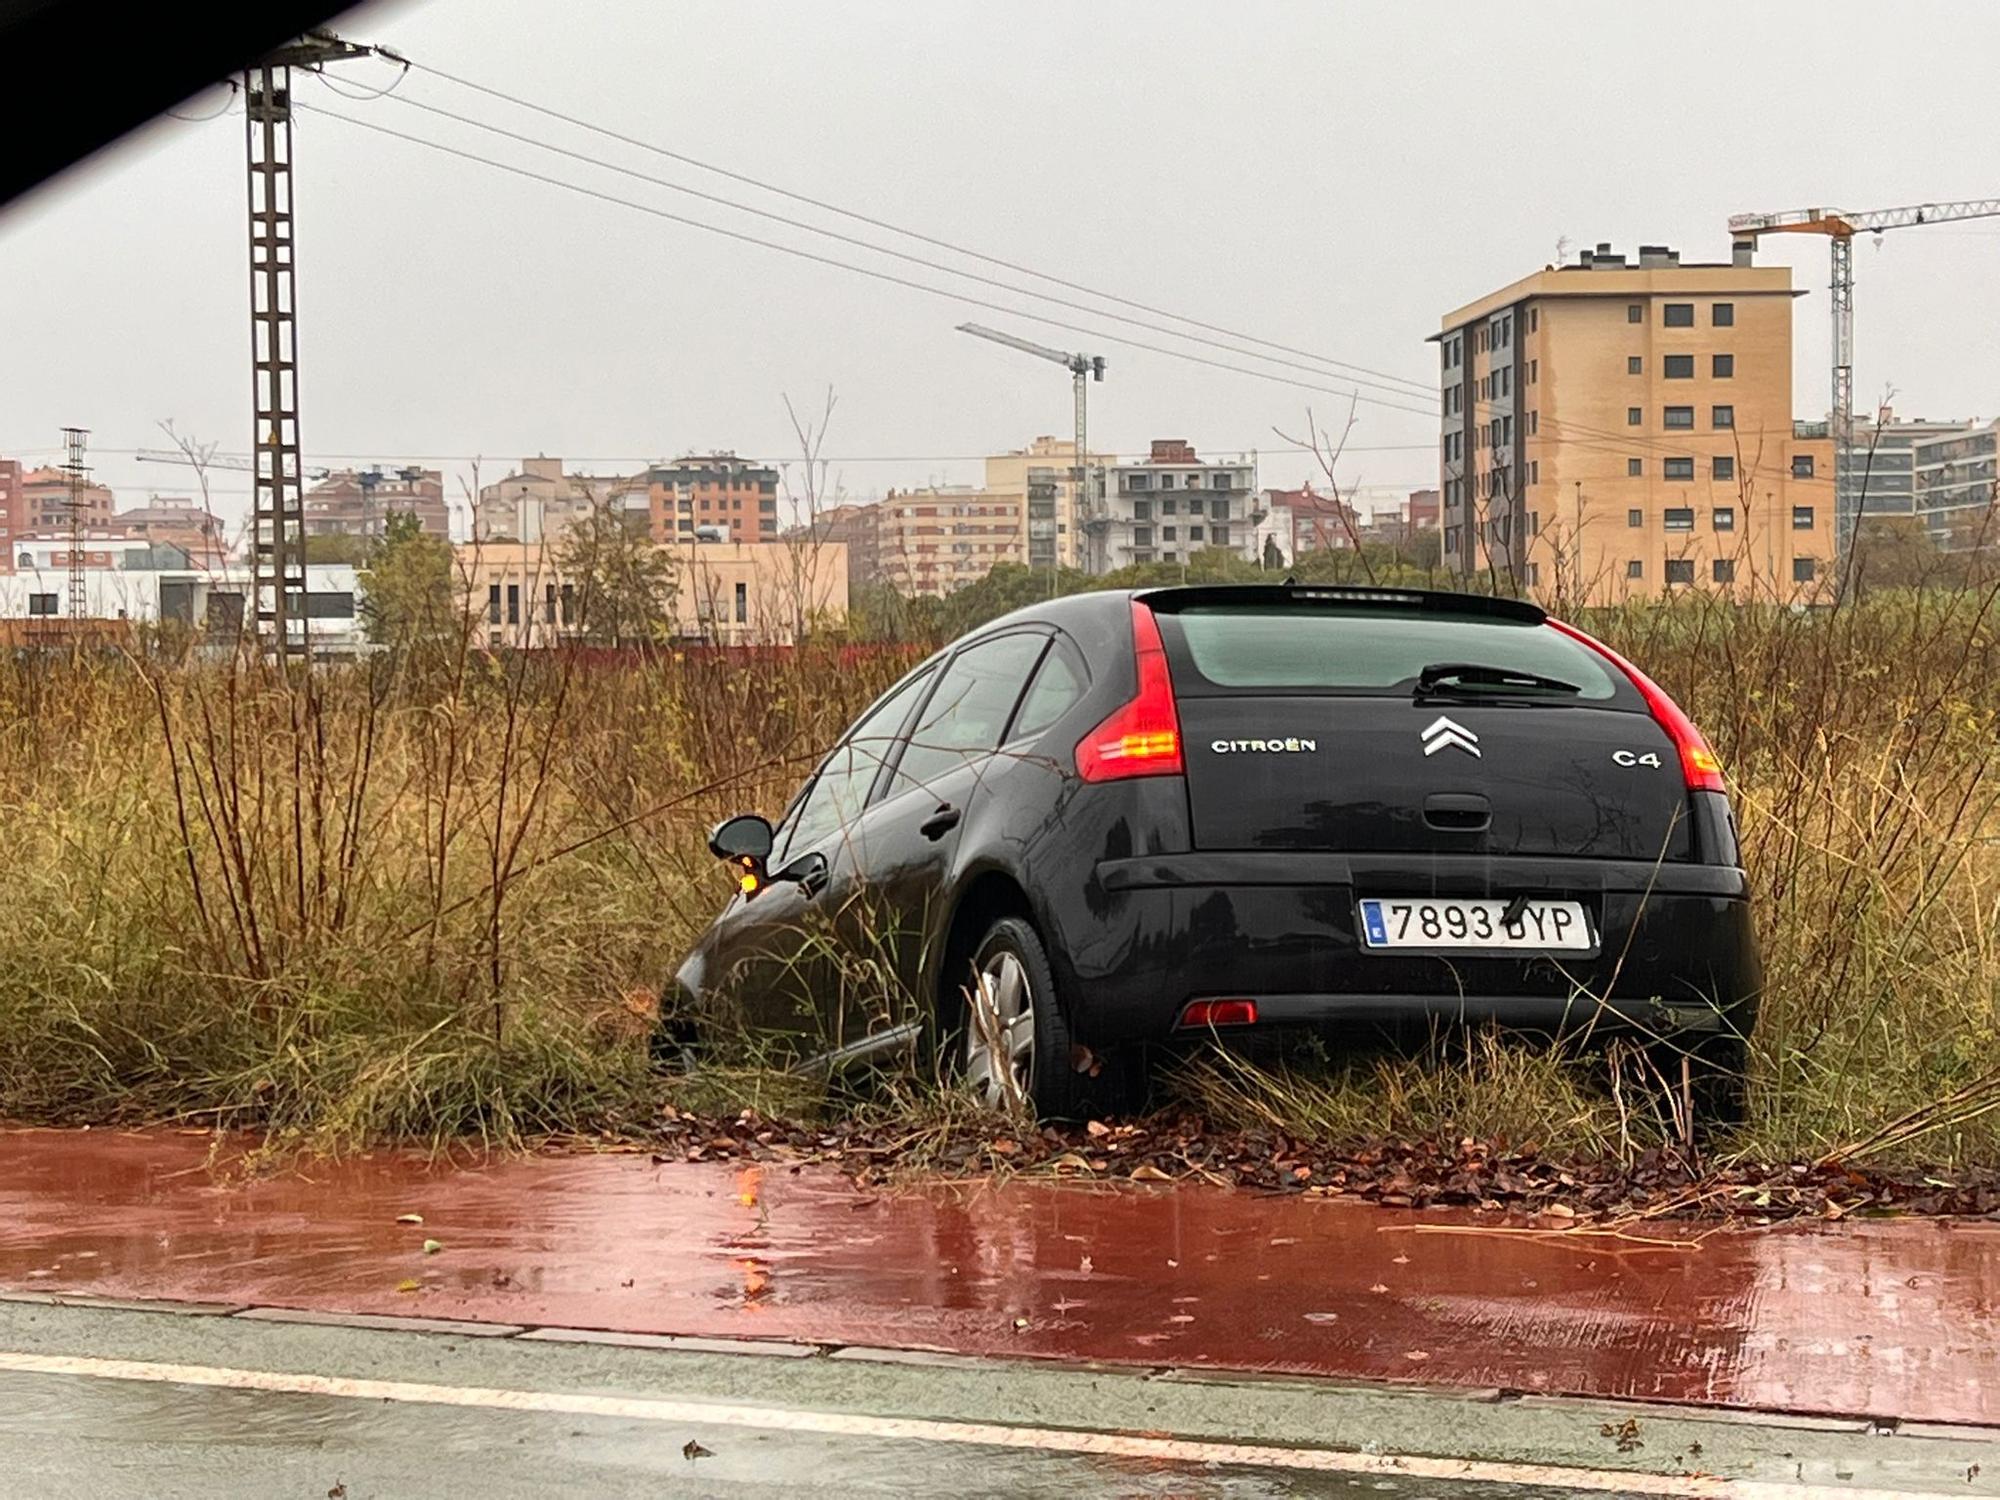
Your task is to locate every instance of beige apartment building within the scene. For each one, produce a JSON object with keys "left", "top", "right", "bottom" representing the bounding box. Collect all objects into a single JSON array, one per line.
[
  {"left": 1437, "top": 241, "right": 1832, "bottom": 604},
  {"left": 983, "top": 435, "right": 1112, "bottom": 572},
  {"left": 870, "top": 484, "right": 1026, "bottom": 597},
  {"left": 457, "top": 537, "right": 846, "bottom": 648}
]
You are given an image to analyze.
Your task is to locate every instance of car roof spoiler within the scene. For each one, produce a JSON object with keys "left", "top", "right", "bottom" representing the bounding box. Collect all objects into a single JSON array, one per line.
[{"left": 1132, "top": 583, "right": 1547, "bottom": 625}]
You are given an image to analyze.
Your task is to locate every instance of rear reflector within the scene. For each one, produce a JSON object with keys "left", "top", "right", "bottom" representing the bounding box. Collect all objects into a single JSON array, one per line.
[
  {"left": 1178, "top": 998, "right": 1258, "bottom": 1029},
  {"left": 1546, "top": 618, "right": 1726, "bottom": 794},
  {"left": 1075, "top": 600, "right": 1184, "bottom": 781}
]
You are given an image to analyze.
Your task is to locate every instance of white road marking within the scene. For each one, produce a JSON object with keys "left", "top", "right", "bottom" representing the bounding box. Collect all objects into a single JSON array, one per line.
[{"left": 0, "top": 1347, "right": 1959, "bottom": 1498}]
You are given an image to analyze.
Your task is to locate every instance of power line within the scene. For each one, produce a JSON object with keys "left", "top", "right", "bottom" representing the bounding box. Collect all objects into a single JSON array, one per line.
[
  {"left": 296, "top": 101, "right": 1448, "bottom": 425},
  {"left": 335, "top": 81, "right": 1444, "bottom": 412},
  {"left": 399, "top": 57, "right": 1443, "bottom": 402}
]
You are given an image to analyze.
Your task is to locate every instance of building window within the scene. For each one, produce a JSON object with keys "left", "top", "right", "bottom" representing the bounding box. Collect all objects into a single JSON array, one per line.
[
  {"left": 487, "top": 583, "right": 501, "bottom": 625},
  {"left": 1529, "top": 308, "right": 1539, "bottom": 333},
  {"left": 1189, "top": 526, "right": 1205, "bottom": 543},
  {"left": 1627, "top": 304, "right": 1643, "bottom": 324},
  {"left": 1794, "top": 556, "right": 1816, "bottom": 583},
  {"left": 1628, "top": 407, "right": 1643, "bottom": 426},
  {"left": 1126, "top": 473, "right": 1152, "bottom": 491},
  {"left": 1626, "top": 559, "right": 1644, "bottom": 578},
  {"left": 1712, "top": 558, "right": 1735, "bottom": 584},
  {"left": 1211, "top": 525, "right": 1230, "bottom": 548},
  {"left": 1628, "top": 356, "right": 1643, "bottom": 375},
  {"left": 1664, "top": 507, "right": 1695, "bottom": 531},
  {"left": 1211, "top": 498, "right": 1230, "bottom": 521},
  {"left": 734, "top": 582, "right": 747, "bottom": 622},
  {"left": 1132, "top": 499, "right": 1151, "bottom": 521},
  {"left": 1160, "top": 473, "right": 1176, "bottom": 490},
  {"left": 1665, "top": 558, "right": 1696, "bottom": 585},
  {"left": 27, "top": 593, "right": 56, "bottom": 617},
  {"left": 1713, "top": 303, "right": 1735, "bottom": 327},
  {"left": 1713, "top": 455, "right": 1735, "bottom": 481},
  {"left": 1664, "top": 406, "right": 1695, "bottom": 429},
  {"left": 1162, "top": 526, "right": 1177, "bottom": 542},
  {"left": 1211, "top": 472, "right": 1234, "bottom": 490},
  {"left": 1628, "top": 458, "right": 1643, "bottom": 476},
  {"left": 1528, "top": 411, "right": 1538, "bottom": 435},
  {"left": 506, "top": 583, "right": 520, "bottom": 625},
  {"left": 1664, "top": 303, "right": 1695, "bottom": 327},
  {"left": 1162, "top": 498, "right": 1177, "bottom": 516},
  {"left": 1627, "top": 508, "right": 1644, "bottom": 528},
  {"left": 1664, "top": 457, "right": 1695, "bottom": 480},
  {"left": 1792, "top": 505, "right": 1815, "bottom": 530},
  {"left": 1712, "top": 405, "right": 1735, "bottom": 429},
  {"left": 560, "top": 582, "right": 575, "bottom": 623},
  {"left": 544, "top": 583, "right": 557, "bottom": 624},
  {"left": 1792, "top": 455, "right": 1815, "bottom": 478},
  {"left": 1529, "top": 358, "right": 1538, "bottom": 382},
  {"left": 1713, "top": 354, "right": 1734, "bottom": 378},
  {"left": 1714, "top": 507, "right": 1736, "bottom": 531},
  {"left": 1530, "top": 460, "right": 1539, "bottom": 484},
  {"left": 1133, "top": 525, "right": 1153, "bottom": 547},
  {"left": 1185, "top": 497, "right": 1205, "bottom": 518},
  {"left": 1664, "top": 354, "right": 1694, "bottom": 379}
]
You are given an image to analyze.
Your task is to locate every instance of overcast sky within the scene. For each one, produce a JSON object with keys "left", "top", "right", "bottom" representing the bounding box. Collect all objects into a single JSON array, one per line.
[{"left": 4, "top": 0, "right": 1998, "bottom": 529}]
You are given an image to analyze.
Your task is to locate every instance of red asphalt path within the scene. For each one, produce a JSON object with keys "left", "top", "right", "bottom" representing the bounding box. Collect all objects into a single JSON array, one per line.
[{"left": 1, "top": 1126, "right": 1996, "bottom": 1425}]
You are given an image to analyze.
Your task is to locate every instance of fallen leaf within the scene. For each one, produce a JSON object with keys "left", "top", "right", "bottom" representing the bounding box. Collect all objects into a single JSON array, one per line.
[
  {"left": 1369, "top": 1282, "right": 1390, "bottom": 1294},
  {"left": 395, "top": 1278, "right": 422, "bottom": 1294},
  {"left": 395, "top": 1213, "right": 424, "bottom": 1226},
  {"left": 328, "top": 1483, "right": 347, "bottom": 1500},
  {"left": 682, "top": 1439, "right": 713, "bottom": 1461},
  {"left": 1404, "top": 1350, "right": 1429, "bottom": 1362},
  {"left": 1392, "top": 1254, "right": 1410, "bottom": 1265},
  {"left": 1012, "top": 1316, "right": 1030, "bottom": 1330},
  {"left": 1079, "top": 1255, "right": 1093, "bottom": 1274},
  {"left": 1130, "top": 1164, "right": 1173, "bottom": 1182},
  {"left": 1085, "top": 1120, "right": 1111, "bottom": 1138},
  {"left": 422, "top": 1239, "right": 443, "bottom": 1255}
]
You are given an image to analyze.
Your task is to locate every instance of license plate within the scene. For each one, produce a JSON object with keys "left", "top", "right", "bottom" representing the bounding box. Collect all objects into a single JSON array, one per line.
[{"left": 1357, "top": 898, "right": 1594, "bottom": 952}]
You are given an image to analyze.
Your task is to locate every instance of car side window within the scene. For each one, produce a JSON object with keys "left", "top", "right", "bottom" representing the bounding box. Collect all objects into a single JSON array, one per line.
[
  {"left": 781, "top": 665, "right": 935, "bottom": 858},
  {"left": 891, "top": 632, "right": 1048, "bottom": 795},
  {"left": 1008, "top": 635, "right": 1087, "bottom": 742}
]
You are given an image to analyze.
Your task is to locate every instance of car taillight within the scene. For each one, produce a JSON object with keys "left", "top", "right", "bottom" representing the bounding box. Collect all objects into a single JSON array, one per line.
[
  {"left": 1178, "top": 998, "right": 1257, "bottom": 1029},
  {"left": 1547, "top": 618, "right": 1726, "bottom": 794},
  {"left": 1075, "top": 600, "right": 1184, "bottom": 781}
]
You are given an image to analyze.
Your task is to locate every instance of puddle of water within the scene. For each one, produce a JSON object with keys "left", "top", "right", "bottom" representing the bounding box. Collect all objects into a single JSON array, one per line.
[{"left": 2, "top": 1127, "right": 1998, "bottom": 1424}]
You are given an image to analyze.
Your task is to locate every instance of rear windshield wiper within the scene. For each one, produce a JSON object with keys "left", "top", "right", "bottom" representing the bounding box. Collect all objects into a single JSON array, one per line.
[{"left": 1414, "top": 662, "right": 1583, "bottom": 698}]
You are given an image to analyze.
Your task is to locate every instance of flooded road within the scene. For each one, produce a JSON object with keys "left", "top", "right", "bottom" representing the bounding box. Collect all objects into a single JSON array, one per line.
[{"left": 2, "top": 1127, "right": 1998, "bottom": 1425}]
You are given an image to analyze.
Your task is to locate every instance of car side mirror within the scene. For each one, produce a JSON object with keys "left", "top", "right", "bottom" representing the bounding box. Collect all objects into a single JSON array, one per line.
[{"left": 708, "top": 814, "right": 774, "bottom": 894}]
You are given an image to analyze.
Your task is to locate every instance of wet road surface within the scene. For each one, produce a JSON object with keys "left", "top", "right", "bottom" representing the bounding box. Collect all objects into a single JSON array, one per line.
[
  {"left": 1, "top": 1299, "right": 1994, "bottom": 1498},
  {"left": 3, "top": 1128, "right": 1999, "bottom": 1426}
]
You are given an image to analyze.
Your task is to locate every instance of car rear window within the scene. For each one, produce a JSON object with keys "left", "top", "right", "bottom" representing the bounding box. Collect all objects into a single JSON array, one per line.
[{"left": 1165, "top": 605, "right": 1623, "bottom": 700}]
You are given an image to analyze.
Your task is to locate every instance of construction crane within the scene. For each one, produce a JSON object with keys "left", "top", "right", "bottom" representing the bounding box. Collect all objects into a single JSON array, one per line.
[
  {"left": 135, "top": 449, "right": 331, "bottom": 482},
  {"left": 957, "top": 322, "right": 1106, "bottom": 576},
  {"left": 1728, "top": 199, "right": 2000, "bottom": 543}
]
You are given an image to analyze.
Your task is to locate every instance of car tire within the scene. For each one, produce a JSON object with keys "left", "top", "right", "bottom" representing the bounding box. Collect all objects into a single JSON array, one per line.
[{"left": 960, "top": 916, "right": 1122, "bottom": 1122}]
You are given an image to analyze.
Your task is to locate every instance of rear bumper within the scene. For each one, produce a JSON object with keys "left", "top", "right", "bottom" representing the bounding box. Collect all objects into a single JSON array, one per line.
[{"left": 1053, "top": 853, "right": 1760, "bottom": 1045}]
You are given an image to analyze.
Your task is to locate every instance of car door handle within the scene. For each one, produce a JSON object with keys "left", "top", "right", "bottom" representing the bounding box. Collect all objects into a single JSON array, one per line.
[{"left": 918, "top": 803, "right": 963, "bottom": 841}]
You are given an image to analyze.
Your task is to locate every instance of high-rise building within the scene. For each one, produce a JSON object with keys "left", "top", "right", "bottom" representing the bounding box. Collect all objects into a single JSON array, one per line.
[
  {"left": 1834, "top": 411, "right": 1970, "bottom": 545},
  {"left": 20, "top": 465, "right": 113, "bottom": 533},
  {"left": 643, "top": 453, "right": 779, "bottom": 544},
  {"left": 983, "top": 436, "right": 1110, "bottom": 573},
  {"left": 870, "top": 485, "right": 1025, "bottom": 597},
  {"left": 1436, "top": 241, "right": 1832, "bottom": 603},
  {"left": 1913, "top": 419, "right": 2000, "bottom": 548},
  {"left": 0, "top": 458, "right": 20, "bottom": 571},
  {"left": 475, "top": 456, "right": 624, "bottom": 542},
  {"left": 303, "top": 467, "right": 449, "bottom": 538},
  {"left": 1101, "top": 440, "right": 1258, "bottom": 572}
]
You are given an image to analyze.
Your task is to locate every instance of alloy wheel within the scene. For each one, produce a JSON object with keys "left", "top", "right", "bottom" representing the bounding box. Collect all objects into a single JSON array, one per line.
[{"left": 963, "top": 948, "right": 1035, "bottom": 1111}]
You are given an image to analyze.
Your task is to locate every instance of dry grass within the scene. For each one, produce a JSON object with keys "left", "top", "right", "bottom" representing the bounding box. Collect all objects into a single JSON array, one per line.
[{"left": 0, "top": 585, "right": 1997, "bottom": 1169}]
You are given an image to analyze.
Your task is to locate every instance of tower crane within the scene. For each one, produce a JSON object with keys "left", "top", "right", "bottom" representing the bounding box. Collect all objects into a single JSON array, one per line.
[
  {"left": 957, "top": 322, "right": 1106, "bottom": 576},
  {"left": 135, "top": 449, "right": 331, "bottom": 482},
  {"left": 1728, "top": 199, "right": 2000, "bottom": 541}
]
